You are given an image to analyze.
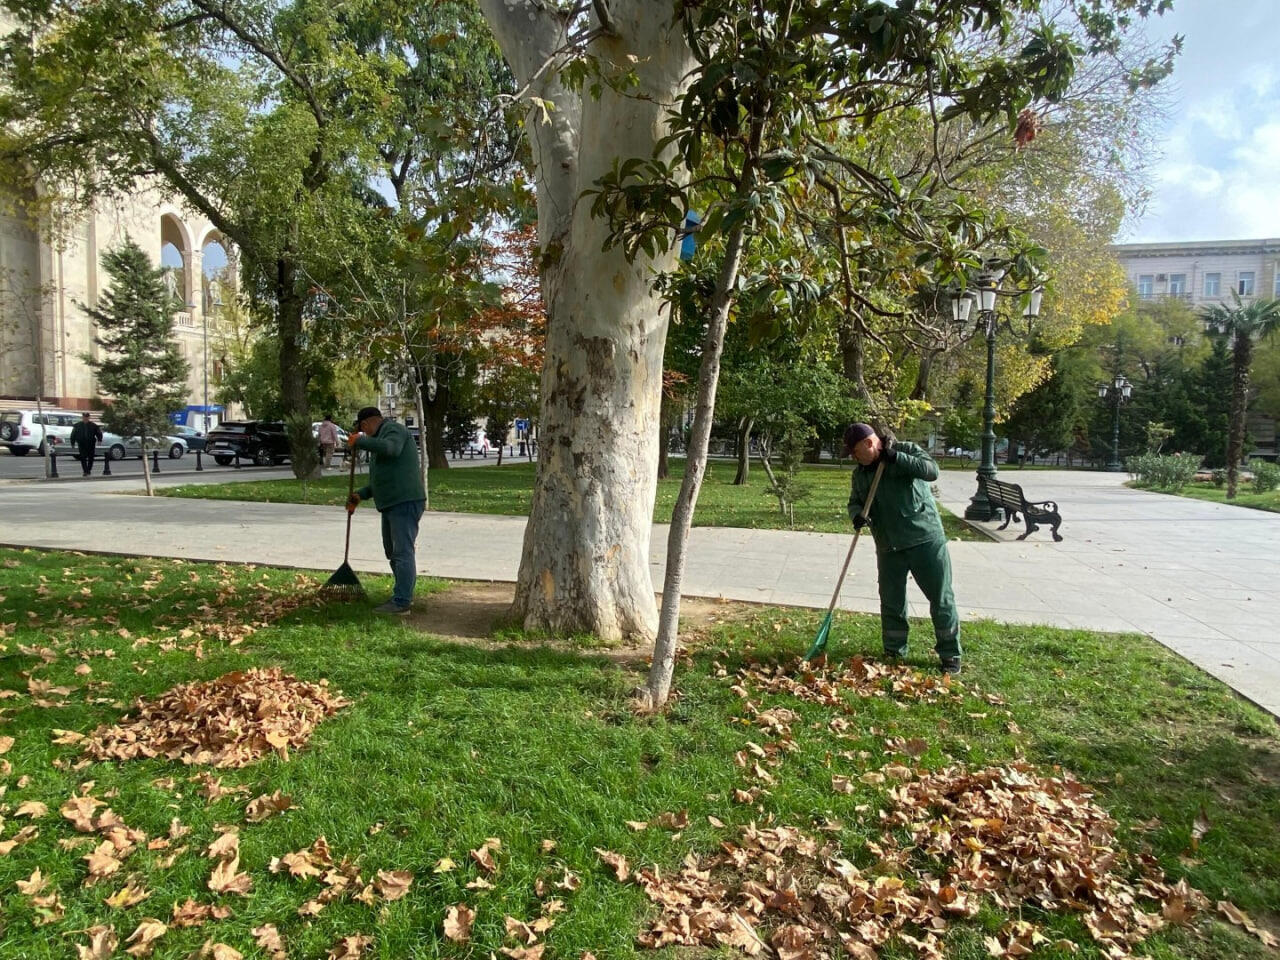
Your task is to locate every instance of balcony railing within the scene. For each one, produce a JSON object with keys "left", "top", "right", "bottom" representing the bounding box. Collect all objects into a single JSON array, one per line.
[{"left": 174, "top": 311, "right": 195, "bottom": 328}]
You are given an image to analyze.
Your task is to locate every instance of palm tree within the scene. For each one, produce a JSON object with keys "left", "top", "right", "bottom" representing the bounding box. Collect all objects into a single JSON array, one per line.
[{"left": 1202, "top": 296, "right": 1280, "bottom": 498}]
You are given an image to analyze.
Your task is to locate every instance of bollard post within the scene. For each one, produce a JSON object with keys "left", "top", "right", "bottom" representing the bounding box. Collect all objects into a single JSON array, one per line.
[
  {"left": 195, "top": 449, "right": 203, "bottom": 471},
  {"left": 102, "top": 453, "right": 111, "bottom": 476},
  {"left": 151, "top": 449, "right": 161, "bottom": 473},
  {"left": 49, "top": 449, "right": 59, "bottom": 478}
]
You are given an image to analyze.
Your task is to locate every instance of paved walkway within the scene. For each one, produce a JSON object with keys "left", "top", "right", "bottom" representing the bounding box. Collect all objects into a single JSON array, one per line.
[{"left": 1, "top": 467, "right": 1276, "bottom": 715}]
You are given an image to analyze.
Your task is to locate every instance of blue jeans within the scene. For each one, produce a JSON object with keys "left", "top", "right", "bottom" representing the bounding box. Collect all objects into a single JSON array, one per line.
[{"left": 380, "top": 499, "right": 425, "bottom": 607}]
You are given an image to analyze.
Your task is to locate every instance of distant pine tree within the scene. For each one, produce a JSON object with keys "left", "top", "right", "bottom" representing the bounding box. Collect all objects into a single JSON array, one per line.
[{"left": 82, "top": 237, "right": 189, "bottom": 496}]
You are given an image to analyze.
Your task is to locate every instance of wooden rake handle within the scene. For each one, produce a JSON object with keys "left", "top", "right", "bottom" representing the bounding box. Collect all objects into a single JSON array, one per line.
[{"left": 823, "top": 458, "right": 886, "bottom": 616}]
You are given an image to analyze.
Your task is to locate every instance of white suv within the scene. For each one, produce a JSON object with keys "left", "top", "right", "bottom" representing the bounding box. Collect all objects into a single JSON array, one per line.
[{"left": 0, "top": 409, "right": 80, "bottom": 456}]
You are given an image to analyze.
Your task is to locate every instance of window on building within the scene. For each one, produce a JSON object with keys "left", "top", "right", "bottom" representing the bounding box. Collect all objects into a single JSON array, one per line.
[
  {"left": 1137, "top": 274, "right": 1154, "bottom": 298},
  {"left": 1204, "top": 273, "right": 1220, "bottom": 297},
  {"left": 1238, "top": 272, "right": 1255, "bottom": 296},
  {"left": 1274, "top": 270, "right": 1280, "bottom": 297},
  {"left": 1168, "top": 273, "right": 1186, "bottom": 296}
]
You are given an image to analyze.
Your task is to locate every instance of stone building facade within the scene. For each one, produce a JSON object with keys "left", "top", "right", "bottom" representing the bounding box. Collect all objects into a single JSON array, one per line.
[{"left": 0, "top": 183, "right": 234, "bottom": 421}]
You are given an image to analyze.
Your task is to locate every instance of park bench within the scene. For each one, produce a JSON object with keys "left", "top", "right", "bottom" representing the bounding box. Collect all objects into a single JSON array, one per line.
[{"left": 982, "top": 477, "right": 1064, "bottom": 541}]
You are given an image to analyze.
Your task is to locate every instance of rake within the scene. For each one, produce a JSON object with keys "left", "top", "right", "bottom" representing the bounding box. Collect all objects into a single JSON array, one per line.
[
  {"left": 803, "top": 458, "right": 885, "bottom": 662},
  {"left": 319, "top": 450, "right": 366, "bottom": 601}
]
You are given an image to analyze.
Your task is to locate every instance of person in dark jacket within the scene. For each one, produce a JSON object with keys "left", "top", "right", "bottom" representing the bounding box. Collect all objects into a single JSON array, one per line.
[
  {"left": 845, "top": 422, "right": 961, "bottom": 674},
  {"left": 69, "top": 412, "right": 103, "bottom": 476},
  {"left": 345, "top": 406, "right": 427, "bottom": 615}
]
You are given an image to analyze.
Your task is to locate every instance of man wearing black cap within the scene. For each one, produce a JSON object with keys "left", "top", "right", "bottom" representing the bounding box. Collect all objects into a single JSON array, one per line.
[
  {"left": 844, "top": 422, "right": 961, "bottom": 674},
  {"left": 345, "top": 406, "right": 426, "bottom": 615}
]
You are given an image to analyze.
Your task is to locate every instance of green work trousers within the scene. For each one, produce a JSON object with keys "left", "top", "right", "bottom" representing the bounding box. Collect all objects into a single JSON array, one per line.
[{"left": 876, "top": 537, "right": 960, "bottom": 660}]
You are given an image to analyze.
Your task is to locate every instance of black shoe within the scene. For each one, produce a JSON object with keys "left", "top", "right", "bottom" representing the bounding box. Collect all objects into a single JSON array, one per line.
[
  {"left": 881, "top": 651, "right": 905, "bottom": 665},
  {"left": 939, "top": 658, "right": 962, "bottom": 676}
]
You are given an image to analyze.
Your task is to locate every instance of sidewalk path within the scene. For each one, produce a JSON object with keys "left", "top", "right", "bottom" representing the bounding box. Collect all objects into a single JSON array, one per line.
[{"left": 1, "top": 468, "right": 1276, "bottom": 715}]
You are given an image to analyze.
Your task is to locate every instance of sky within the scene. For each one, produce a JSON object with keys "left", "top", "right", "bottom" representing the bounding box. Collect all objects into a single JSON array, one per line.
[{"left": 1125, "top": 0, "right": 1280, "bottom": 243}]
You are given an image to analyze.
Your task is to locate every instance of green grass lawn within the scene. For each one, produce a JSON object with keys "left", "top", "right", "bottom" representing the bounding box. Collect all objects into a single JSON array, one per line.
[
  {"left": 158, "top": 461, "right": 985, "bottom": 541},
  {"left": 1131, "top": 480, "right": 1280, "bottom": 514},
  {"left": 1, "top": 547, "right": 1277, "bottom": 958}
]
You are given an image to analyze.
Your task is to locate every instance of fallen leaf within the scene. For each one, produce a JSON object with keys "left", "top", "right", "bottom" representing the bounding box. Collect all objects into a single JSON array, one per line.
[
  {"left": 595, "top": 848, "right": 629, "bottom": 881},
  {"left": 245, "top": 790, "right": 294, "bottom": 822},
  {"left": 16, "top": 868, "right": 49, "bottom": 895},
  {"left": 1191, "top": 806, "right": 1211, "bottom": 851},
  {"left": 251, "top": 924, "right": 286, "bottom": 959},
  {"left": 206, "top": 829, "right": 239, "bottom": 861},
  {"left": 209, "top": 855, "right": 253, "bottom": 895},
  {"left": 433, "top": 857, "right": 457, "bottom": 873},
  {"left": 327, "top": 934, "right": 373, "bottom": 959},
  {"left": 200, "top": 943, "right": 242, "bottom": 960},
  {"left": 0, "top": 735, "right": 13, "bottom": 754},
  {"left": 124, "top": 918, "right": 167, "bottom": 957},
  {"left": 375, "top": 869, "right": 413, "bottom": 902},
  {"left": 77, "top": 925, "right": 118, "bottom": 960},
  {"left": 105, "top": 883, "right": 151, "bottom": 909},
  {"left": 15, "top": 800, "right": 48, "bottom": 819},
  {"left": 625, "top": 820, "right": 649, "bottom": 831},
  {"left": 471, "top": 839, "right": 500, "bottom": 873},
  {"left": 444, "top": 903, "right": 475, "bottom": 942}
]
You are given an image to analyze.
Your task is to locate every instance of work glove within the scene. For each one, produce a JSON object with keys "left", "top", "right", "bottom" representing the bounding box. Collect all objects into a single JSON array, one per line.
[
  {"left": 853, "top": 514, "right": 869, "bottom": 532},
  {"left": 346, "top": 493, "right": 361, "bottom": 515},
  {"left": 878, "top": 436, "right": 897, "bottom": 465},
  {"left": 347, "top": 432, "right": 362, "bottom": 449}
]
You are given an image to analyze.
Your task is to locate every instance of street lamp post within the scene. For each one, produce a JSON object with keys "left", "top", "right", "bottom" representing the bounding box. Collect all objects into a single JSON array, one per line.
[
  {"left": 1098, "top": 375, "right": 1132, "bottom": 472},
  {"left": 954, "top": 273, "right": 1043, "bottom": 522}
]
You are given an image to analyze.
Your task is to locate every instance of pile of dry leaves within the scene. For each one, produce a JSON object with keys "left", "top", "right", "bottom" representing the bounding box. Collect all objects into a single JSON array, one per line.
[
  {"left": 730, "top": 657, "right": 964, "bottom": 708},
  {"left": 81, "top": 668, "right": 350, "bottom": 767},
  {"left": 611, "top": 761, "right": 1216, "bottom": 960}
]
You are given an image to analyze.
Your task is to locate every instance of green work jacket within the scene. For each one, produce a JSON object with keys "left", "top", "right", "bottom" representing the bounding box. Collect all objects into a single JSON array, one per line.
[
  {"left": 847, "top": 441, "right": 945, "bottom": 553},
  {"left": 355, "top": 420, "right": 426, "bottom": 511}
]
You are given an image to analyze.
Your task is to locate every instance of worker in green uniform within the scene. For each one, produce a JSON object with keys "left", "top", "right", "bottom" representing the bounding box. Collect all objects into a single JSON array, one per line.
[
  {"left": 844, "top": 422, "right": 961, "bottom": 674},
  {"left": 345, "top": 406, "right": 427, "bottom": 615}
]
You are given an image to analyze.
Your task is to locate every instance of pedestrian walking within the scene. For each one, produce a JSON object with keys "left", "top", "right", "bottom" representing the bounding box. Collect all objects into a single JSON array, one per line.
[
  {"left": 69, "top": 412, "right": 103, "bottom": 476},
  {"left": 317, "top": 414, "right": 339, "bottom": 469},
  {"left": 844, "top": 422, "right": 962, "bottom": 674},
  {"left": 345, "top": 407, "right": 426, "bottom": 615}
]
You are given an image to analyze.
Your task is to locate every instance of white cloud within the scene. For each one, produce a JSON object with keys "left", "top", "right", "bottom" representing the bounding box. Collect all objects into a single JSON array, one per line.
[{"left": 1123, "top": 0, "right": 1280, "bottom": 242}]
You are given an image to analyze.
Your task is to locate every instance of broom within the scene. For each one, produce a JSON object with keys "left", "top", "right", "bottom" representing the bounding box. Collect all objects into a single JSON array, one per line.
[
  {"left": 802, "top": 458, "right": 885, "bottom": 662},
  {"left": 319, "top": 447, "right": 366, "bottom": 600}
]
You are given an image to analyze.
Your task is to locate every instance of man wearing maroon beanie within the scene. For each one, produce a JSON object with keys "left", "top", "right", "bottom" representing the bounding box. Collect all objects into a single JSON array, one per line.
[{"left": 843, "top": 422, "right": 961, "bottom": 674}]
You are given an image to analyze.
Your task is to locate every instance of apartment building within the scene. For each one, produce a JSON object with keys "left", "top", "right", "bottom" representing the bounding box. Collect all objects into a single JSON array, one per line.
[
  {"left": 1111, "top": 237, "right": 1280, "bottom": 308},
  {"left": 1112, "top": 237, "right": 1280, "bottom": 458}
]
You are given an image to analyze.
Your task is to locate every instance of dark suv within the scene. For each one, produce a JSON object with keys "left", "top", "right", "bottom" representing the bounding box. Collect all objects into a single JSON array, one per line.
[{"left": 204, "top": 421, "right": 291, "bottom": 466}]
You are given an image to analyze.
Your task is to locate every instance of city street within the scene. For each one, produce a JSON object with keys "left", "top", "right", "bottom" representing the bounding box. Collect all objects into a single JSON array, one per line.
[{"left": 0, "top": 445, "right": 525, "bottom": 482}]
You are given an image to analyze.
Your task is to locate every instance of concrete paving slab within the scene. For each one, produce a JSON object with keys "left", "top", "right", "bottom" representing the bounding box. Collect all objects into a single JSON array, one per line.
[{"left": 1, "top": 466, "right": 1277, "bottom": 715}]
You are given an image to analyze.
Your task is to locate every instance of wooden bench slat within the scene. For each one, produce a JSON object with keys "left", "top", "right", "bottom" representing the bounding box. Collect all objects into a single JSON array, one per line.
[{"left": 980, "top": 477, "right": 1063, "bottom": 541}]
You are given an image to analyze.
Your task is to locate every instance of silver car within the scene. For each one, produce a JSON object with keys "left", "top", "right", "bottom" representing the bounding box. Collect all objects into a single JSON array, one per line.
[{"left": 100, "top": 432, "right": 188, "bottom": 460}]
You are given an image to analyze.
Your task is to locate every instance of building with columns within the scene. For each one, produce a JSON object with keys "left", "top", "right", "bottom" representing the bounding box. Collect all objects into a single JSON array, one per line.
[{"left": 0, "top": 183, "right": 235, "bottom": 423}]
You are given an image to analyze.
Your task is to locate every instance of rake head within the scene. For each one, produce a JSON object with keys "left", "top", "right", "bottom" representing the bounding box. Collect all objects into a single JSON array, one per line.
[
  {"left": 319, "top": 562, "right": 365, "bottom": 601},
  {"left": 803, "top": 610, "right": 834, "bottom": 662}
]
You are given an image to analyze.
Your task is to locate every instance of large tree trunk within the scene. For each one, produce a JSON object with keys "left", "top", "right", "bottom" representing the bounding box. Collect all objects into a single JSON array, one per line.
[
  {"left": 1226, "top": 332, "right": 1252, "bottom": 499},
  {"left": 480, "top": 0, "right": 694, "bottom": 643},
  {"left": 420, "top": 369, "right": 450, "bottom": 470},
  {"left": 733, "top": 416, "right": 753, "bottom": 484},
  {"left": 276, "top": 257, "right": 310, "bottom": 430}
]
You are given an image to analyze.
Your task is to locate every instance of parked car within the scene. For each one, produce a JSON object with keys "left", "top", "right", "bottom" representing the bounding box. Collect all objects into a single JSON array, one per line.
[
  {"left": 204, "top": 421, "right": 290, "bottom": 466},
  {"left": 0, "top": 409, "right": 80, "bottom": 456},
  {"left": 170, "top": 425, "right": 208, "bottom": 452},
  {"left": 99, "top": 432, "right": 188, "bottom": 460}
]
